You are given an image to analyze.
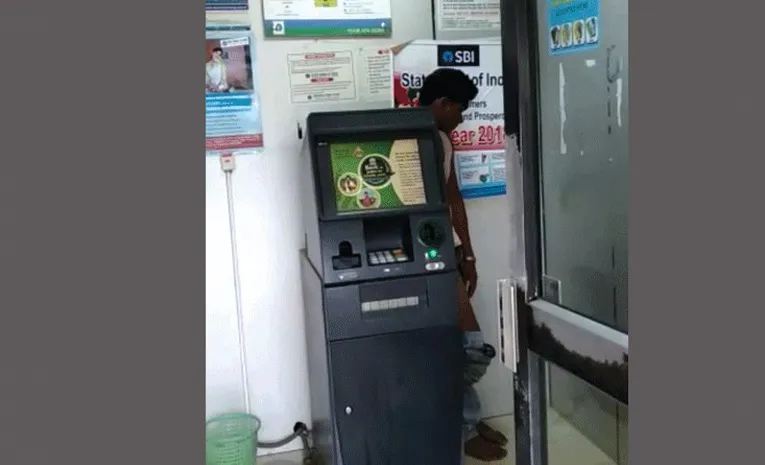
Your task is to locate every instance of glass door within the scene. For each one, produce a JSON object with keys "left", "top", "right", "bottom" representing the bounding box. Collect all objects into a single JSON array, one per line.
[{"left": 498, "top": 0, "right": 628, "bottom": 462}]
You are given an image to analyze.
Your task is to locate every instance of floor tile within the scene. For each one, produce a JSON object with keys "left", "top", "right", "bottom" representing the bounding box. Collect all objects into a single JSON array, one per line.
[
  {"left": 547, "top": 410, "right": 614, "bottom": 465},
  {"left": 255, "top": 412, "right": 615, "bottom": 465},
  {"left": 463, "top": 413, "right": 614, "bottom": 465},
  {"left": 257, "top": 449, "right": 305, "bottom": 465}
]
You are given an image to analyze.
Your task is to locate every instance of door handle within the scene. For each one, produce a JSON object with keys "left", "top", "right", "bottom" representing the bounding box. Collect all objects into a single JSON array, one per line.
[{"left": 497, "top": 279, "right": 520, "bottom": 373}]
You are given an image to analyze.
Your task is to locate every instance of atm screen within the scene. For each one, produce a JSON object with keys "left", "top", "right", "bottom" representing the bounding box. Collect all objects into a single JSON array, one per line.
[{"left": 330, "top": 139, "right": 428, "bottom": 215}]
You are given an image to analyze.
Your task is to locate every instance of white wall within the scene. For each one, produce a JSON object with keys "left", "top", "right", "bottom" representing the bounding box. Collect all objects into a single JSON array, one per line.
[
  {"left": 465, "top": 148, "right": 521, "bottom": 420},
  {"left": 205, "top": 3, "right": 435, "bottom": 456}
]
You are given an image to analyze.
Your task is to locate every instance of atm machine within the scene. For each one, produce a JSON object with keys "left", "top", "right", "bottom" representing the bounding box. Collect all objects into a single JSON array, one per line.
[{"left": 300, "top": 108, "right": 464, "bottom": 465}]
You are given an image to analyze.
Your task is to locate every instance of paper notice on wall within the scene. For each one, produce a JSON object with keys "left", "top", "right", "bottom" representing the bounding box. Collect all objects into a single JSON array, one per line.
[
  {"left": 438, "top": 0, "right": 501, "bottom": 32},
  {"left": 288, "top": 50, "right": 357, "bottom": 104},
  {"left": 456, "top": 152, "right": 506, "bottom": 193},
  {"left": 357, "top": 47, "right": 393, "bottom": 104},
  {"left": 287, "top": 46, "right": 393, "bottom": 106}
]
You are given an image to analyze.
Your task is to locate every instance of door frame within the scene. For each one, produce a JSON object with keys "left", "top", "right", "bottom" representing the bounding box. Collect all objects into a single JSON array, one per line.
[{"left": 500, "top": 0, "right": 628, "bottom": 462}]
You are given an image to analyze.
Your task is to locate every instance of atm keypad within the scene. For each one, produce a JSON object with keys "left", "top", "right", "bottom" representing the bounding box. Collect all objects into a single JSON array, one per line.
[
  {"left": 367, "top": 249, "right": 409, "bottom": 265},
  {"left": 391, "top": 249, "right": 408, "bottom": 262}
]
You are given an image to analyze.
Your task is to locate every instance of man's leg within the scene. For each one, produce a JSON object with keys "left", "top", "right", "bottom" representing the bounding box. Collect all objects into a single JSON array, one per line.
[
  {"left": 462, "top": 332, "right": 507, "bottom": 462},
  {"left": 463, "top": 331, "right": 484, "bottom": 438},
  {"left": 456, "top": 260, "right": 507, "bottom": 460}
]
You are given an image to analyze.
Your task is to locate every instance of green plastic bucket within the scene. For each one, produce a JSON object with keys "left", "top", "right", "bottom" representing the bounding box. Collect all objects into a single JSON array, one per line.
[{"left": 206, "top": 413, "right": 261, "bottom": 465}]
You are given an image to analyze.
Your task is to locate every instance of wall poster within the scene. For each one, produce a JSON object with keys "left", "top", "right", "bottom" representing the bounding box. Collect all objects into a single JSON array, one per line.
[
  {"left": 286, "top": 46, "right": 393, "bottom": 106},
  {"left": 287, "top": 50, "right": 358, "bottom": 104},
  {"left": 205, "top": 23, "right": 264, "bottom": 155},
  {"left": 393, "top": 41, "right": 512, "bottom": 199},
  {"left": 262, "top": 0, "right": 392, "bottom": 38},
  {"left": 547, "top": 0, "right": 600, "bottom": 55}
]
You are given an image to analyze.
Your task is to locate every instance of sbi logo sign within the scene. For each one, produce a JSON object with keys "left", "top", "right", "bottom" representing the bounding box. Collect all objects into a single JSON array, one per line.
[{"left": 437, "top": 45, "right": 481, "bottom": 67}]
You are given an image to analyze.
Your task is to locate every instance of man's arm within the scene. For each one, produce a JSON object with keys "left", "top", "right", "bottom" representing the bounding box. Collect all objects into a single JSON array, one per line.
[
  {"left": 443, "top": 134, "right": 475, "bottom": 257},
  {"left": 450, "top": 165, "right": 474, "bottom": 256},
  {"left": 445, "top": 142, "right": 479, "bottom": 298},
  {"left": 454, "top": 199, "right": 474, "bottom": 254}
]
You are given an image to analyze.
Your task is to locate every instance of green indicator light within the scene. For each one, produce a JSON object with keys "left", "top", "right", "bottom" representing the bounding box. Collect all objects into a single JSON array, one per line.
[{"left": 427, "top": 249, "right": 438, "bottom": 259}]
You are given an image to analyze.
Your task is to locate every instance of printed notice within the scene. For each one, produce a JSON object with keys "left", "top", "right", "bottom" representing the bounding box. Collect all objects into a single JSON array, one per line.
[
  {"left": 457, "top": 151, "right": 506, "bottom": 193},
  {"left": 358, "top": 47, "right": 393, "bottom": 103},
  {"left": 438, "top": 0, "right": 501, "bottom": 32},
  {"left": 331, "top": 139, "right": 427, "bottom": 214},
  {"left": 288, "top": 50, "right": 357, "bottom": 104}
]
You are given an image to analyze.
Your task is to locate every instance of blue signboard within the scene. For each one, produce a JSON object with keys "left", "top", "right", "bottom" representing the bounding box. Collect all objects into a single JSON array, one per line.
[{"left": 547, "top": 0, "right": 600, "bottom": 55}]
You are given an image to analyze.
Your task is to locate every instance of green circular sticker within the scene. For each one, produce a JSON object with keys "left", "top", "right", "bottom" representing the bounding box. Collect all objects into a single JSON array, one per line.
[
  {"left": 337, "top": 172, "right": 362, "bottom": 197},
  {"left": 358, "top": 154, "right": 393, "bottom": 188},
  {"left": 356, "top": 188, "right": 380, "bottom": 209}
]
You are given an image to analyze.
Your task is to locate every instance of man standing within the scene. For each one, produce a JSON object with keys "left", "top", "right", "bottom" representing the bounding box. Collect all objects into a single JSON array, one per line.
[
  {"left": 418, "top": 68, "right": 510, "bottom": 462},
  {"left": 205, "top": 46, "right": 229, "bottom": 93}
]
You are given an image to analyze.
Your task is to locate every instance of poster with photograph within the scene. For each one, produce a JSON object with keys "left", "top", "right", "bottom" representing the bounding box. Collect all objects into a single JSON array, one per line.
[
  {"left": 547, "top": 0, "right": 600, "bottom": 55},
  {"left": 393, "top": 41, "right": 512, "bottom": 199},
  {"left": 205, "top": 24, "right": 264, "bottom": 154},
  {"left": 357, "top": 47, "right": 394, "bottom": 104},
  {"left": 263, "top": 0, "right": 391, "bottom": 38},
  {"left": 206, "top": 0, "right": 249, "bottom": 12}
]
